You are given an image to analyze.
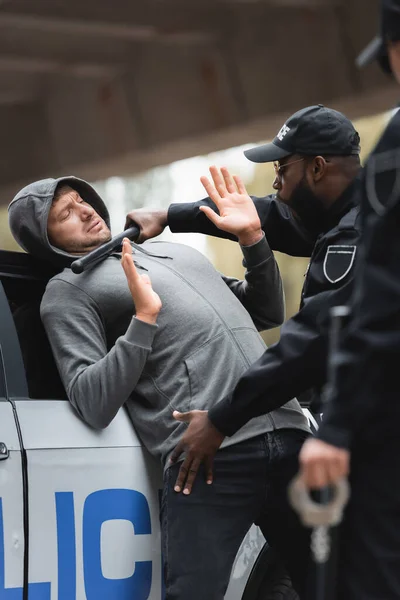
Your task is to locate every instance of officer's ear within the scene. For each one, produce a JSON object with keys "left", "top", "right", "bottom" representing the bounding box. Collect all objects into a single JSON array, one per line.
[{"left": 311, "top": 156, "right": 327, "bottom": 182}]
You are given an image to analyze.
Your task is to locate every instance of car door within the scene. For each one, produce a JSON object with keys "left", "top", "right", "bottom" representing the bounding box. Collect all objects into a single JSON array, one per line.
[{"left": 14, "top": 400, "right": 163, "bottom": 600}]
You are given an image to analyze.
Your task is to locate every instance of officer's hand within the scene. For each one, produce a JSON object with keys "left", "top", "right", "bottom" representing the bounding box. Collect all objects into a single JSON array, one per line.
[
  {"left": 170, "top": 410, "right": 225, "bottom": 495},
  {"left": 199, "top": 166, "right": 263, "bottom": 246},
  {"left": 125, "top": 208, "right": 168, "bottom": 243},
  {"left": 121, "top": 238, "right": 162, "bottom": 324},
  {"left": 299, "top": 438, "right": 350, "bottom": 489}
]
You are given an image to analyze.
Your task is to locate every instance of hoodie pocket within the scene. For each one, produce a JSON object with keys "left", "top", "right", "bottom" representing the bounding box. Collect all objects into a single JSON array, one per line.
[{"left": 184, "top": 331, "right": 247, "bottom": 411}]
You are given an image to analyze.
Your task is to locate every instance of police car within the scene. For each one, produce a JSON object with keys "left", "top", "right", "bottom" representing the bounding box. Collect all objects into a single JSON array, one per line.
[{"left": 0, "top": 249, "right": 316, "bottom": 599}]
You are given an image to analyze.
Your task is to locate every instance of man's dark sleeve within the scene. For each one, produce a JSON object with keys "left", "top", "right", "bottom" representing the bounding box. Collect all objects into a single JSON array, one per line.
[
  {"left": 168, "top": 195, "right": 315, "bottom": 257},
  {"left": 317, "top": 199, "right": 400, "bottom": 449},
  {"left": 208, "top": 227, "right": 359, "bottom": 437}
]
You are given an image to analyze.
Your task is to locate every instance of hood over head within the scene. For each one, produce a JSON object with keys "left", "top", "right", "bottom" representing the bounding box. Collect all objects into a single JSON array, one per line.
[{"left": 8, "top": 176, "right": 111, "bottom": 268}]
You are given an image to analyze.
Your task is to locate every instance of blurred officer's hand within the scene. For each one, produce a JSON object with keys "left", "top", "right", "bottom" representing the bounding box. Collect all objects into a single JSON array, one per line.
[
  {"left": 299, "top": 437, "right": 350, "bottom": 489},
  {"left": 125, "top": 208, "right": 168, "bottom": 243},
  {"left": 199, "top": 166, "right": 263, "bottom": 246}
]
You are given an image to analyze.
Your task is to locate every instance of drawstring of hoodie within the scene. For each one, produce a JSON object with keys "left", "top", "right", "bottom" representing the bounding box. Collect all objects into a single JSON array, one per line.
[
  {"left": 130, "top": 240, "right": 173, "bottom": 260},
  {"left": 112, "top": 240, "right": 173, "bottom": 272}
]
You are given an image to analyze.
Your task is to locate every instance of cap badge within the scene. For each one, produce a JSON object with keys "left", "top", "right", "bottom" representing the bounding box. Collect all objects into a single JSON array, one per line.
[{"left": 277, "top": 124, "right": 290, "bottom": 142}]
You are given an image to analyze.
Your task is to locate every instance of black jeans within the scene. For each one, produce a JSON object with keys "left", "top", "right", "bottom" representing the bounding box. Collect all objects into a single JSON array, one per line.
[{"left": 161, "top": 428, "right": 310, "bottom": 600}]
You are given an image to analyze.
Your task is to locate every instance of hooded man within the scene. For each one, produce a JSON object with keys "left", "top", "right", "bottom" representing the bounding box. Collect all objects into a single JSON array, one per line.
[{"left": 8, "top": 175, "right": 310, "bottom": 599}]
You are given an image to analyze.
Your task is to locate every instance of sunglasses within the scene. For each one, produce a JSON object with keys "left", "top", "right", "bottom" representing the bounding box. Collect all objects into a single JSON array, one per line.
[{"left": 273, "top": 157, "right": 305, "bottom": 176}]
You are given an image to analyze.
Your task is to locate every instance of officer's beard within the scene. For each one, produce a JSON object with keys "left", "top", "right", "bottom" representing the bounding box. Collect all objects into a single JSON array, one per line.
[{"left": 286, "top": 175, "right": 330, "bottom": 235}]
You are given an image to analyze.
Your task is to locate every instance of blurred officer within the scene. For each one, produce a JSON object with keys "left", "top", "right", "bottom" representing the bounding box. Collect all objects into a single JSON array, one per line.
[{"left": 300, "top": 1, "right": 400, "bottom": 598}]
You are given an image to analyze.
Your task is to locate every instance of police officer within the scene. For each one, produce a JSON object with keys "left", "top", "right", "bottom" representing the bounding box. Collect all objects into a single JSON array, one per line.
[
  {"left": 299, "top": 2, "right": 400, "bottom": 598},
  {"left": 126, "top": 105, "right": 361, "bottom": 480}
]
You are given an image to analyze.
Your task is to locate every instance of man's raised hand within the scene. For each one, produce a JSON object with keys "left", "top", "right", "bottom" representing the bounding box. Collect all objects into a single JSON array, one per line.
[
  {"left": 121, "top": 238, "right": 162, "bottom": 324},
  {"left": 200, "top": 166, "right": 263, "bottom": 246}
]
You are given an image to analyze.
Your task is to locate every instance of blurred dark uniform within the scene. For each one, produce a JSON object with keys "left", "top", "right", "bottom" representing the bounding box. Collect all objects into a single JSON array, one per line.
[{"left": 316, "top": 2, "right": 400, "bottom": 597}]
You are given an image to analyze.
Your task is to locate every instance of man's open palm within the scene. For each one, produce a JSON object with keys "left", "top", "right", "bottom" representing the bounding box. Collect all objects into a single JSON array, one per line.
[
  {"left": 121, "top": 238, "right": 162, "bottom": 323},
  {"left": 200, "top": 166, "right": 263, "bottom": 246}
]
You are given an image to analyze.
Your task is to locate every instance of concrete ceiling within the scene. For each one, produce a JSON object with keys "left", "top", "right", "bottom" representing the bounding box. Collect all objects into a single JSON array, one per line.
[{"left": 0, "top": 0, "right": 397, "bottom": 203}]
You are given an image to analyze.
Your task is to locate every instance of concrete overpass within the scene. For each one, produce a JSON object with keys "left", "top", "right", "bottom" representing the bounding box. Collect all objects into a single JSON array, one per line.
[{"left": 0, "top": 0, "right": 397, "bottom": 203}]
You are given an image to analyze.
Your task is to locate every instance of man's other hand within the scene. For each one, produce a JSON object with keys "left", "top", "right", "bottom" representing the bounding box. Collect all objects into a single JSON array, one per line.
[
  {"left": 299, "top": 437, "right": 350, "bottom": 489},
  {"left": 125, "top": 208, "right": 168, "bottom": 242},
  {"left": 121, "top": 238, "right": 162, "bottom": 324},
  {"left": 170, "top": 410, "right": 225, "bottom": 495},
  {"left": 199, "top": 166, "right": 263, "bottom": 246}
]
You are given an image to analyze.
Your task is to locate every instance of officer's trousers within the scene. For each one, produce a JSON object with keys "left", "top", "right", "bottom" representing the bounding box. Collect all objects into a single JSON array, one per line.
[{"left": 337, "top": 433, "right": 400, "bottom": 600}]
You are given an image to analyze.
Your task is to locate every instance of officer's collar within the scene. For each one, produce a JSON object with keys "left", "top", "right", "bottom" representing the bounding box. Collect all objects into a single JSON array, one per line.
[{"left": 322, "top": 175, "right": 361, "bottom": 232}]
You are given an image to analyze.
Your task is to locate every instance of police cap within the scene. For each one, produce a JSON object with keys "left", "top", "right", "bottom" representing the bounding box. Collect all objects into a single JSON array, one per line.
[{"left": 244, "top": 105, "right": 360, "bottom": 164}]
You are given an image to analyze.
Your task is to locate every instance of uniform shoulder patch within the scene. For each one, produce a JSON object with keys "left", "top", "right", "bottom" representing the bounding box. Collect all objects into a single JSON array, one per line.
[{"left": 323, "top": 245, "right": 356, "bottom": 284}]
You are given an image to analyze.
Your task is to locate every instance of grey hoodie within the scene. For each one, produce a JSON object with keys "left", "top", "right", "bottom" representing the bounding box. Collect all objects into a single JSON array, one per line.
[{"left": 8, "top": 177, "right": 309, "bottom": 466}]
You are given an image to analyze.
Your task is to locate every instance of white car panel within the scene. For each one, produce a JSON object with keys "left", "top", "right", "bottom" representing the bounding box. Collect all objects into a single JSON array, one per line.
[
  {"left": 15, "top": 400, "right": 143, "bottom": 449},
  {"left": 0, "top": 402, "right": 22, "bottom": 451},
  {"left": 15, "top": 396, "right": 163, "bottom": 600}
]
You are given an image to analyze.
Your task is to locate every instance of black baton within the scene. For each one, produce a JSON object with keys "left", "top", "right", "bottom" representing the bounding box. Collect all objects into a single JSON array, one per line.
[
  {"left": 324, "top": 306, "right": 351, "bottom": 413},
  {"left": 71, "top": 226, "right": 140, "bottom": 274}
]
